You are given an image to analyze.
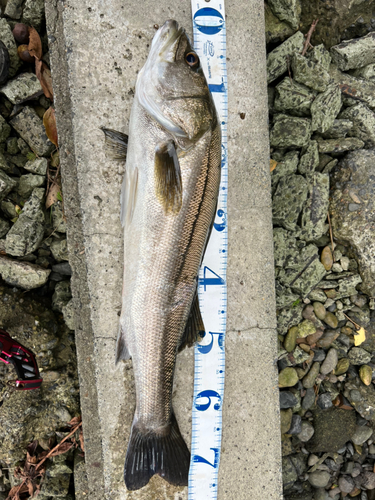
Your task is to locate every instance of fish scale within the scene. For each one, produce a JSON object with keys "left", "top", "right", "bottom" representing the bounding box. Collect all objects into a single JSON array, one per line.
[{"left": 189, "top": 1, "right": 228, "bottom": 499}]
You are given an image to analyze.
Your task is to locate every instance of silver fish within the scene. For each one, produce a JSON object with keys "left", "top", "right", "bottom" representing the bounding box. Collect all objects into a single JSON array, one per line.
[{"left": 102, "top": 19, "right": 221, "bottom": 491}]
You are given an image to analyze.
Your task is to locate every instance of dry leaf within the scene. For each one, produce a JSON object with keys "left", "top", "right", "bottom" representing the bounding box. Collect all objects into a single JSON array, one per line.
[
  {"left": 79, "top": 428, "right": 85, "bottom": 453},
  {"left": 67, "top": 416, "right": 82, "bottom": 427},
  {"left": 36, "top": 61, "right": 53, "bottom": 100},
  {"left": 354, "top": 326, "right": 366, "bottom": 346},
  {"left": 270, "top": 159, "right": 277, "bottom": 172},
  {"left": 27, "top": 479, "right": 34, "bottom": 497},
  {"left": 27, "top": 27, "right": 42, "bottom": 60},
  {"left": 43, "top": 107, "right": 58, "bottom": 147},
  {"left": 49, "top": 441, "right": 73, "bottom": 456},
  {"left": 45, "top": 181, "right": 61, "bottom": 209}
]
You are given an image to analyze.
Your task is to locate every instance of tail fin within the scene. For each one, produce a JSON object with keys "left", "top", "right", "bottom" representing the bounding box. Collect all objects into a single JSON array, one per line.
[{"left": 124, "top": 412, "right": 190, "bottom": 490}]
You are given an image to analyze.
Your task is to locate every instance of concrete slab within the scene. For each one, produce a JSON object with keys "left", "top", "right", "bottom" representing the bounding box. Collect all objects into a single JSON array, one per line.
[{"left": 45, "top": 0, "right": 282, "bottom": 499}]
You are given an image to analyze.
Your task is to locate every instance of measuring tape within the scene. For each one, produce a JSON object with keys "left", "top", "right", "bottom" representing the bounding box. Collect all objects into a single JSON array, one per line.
[{"left": 189, "top": 2, "right": 228, "bottom": 499}]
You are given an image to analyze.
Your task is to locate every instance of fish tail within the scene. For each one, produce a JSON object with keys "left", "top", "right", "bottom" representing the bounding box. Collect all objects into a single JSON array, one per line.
[{"left": 124, "top": 412, "right": 190, "bottom": 490}]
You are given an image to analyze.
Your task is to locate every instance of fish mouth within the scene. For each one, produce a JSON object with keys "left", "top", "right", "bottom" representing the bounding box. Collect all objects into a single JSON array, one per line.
[{"left": 151, "top": 19, "right": 185, "bottom": 61}]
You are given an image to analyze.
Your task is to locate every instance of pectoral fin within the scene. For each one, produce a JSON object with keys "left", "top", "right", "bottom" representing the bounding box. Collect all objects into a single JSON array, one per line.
[
  {"left": 178, "top": 293, "right": 205, "bottom": 352},
  {"left": 154, "top": 140, "right": 182, "bottom": 214},
  {"left": 120, "top": 167, "right": 138, "bottom": 227},
  {"left": 101, "top": 127, "right": 128, "bottom": 160},
  {"left": 116, "top": 323, "right": 131, "bottom": 363}
]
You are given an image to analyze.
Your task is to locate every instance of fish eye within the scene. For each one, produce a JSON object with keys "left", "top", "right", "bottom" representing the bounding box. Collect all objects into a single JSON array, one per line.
[{"left": 185, "top": 52, "right": 199, "bottom": 67}]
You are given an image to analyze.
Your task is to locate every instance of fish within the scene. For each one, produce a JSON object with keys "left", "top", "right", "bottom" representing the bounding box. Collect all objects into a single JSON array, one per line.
[{"left": 102, "top": 19, "right": 221, "bottom": 491}]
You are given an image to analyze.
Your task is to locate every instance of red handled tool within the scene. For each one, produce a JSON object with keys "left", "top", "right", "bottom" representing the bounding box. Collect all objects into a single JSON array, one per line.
[{"left": 0, "top": 328, "right": 42, "bottom": 390}]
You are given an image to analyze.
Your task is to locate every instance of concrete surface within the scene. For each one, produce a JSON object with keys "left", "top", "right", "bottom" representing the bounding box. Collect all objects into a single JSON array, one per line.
[{"left": 45, "top": 0, "right": 282, "bottom": 499}]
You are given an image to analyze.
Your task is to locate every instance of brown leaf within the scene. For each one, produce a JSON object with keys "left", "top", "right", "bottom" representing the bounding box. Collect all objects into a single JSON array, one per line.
[
  {"left": 27, "top": 440, "right": 38, "bottom": 456},
  {"left": 28, "top": 27, "right": 42, "bottom": 60},
  {"left": 35, "top": 61, "right": 53, "bottom": 100},
  {"left": 43, "top": 107, "right": 58, "bottom": 147},
  {"left": 270, "top": 159, "right": 278, "bottom": 172},
  {"left": 49, "top": 441, "right": 73, "bottom": 456},
  {"left": 79, "top": 429, "right": 85, "bottom": 453},
  {"left": 27, "top": 479, "right": 34, "bottom": 497},
  {"left": 45, "top": 181, "right": 61, "bottom": 209},
  {"left": 67, "top": 416, "right": 82, "bottom": 427}
]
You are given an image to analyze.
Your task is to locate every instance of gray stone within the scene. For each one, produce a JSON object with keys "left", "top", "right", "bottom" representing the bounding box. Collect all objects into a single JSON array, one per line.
[
  {"left": 320, "top": 348, "right": 338, "bottom": 375},
  {"left": 282, "top": 456, "right": 298, "bottom": 489},
  {"left": 339, "top": 103, "right": 375, "bottom": 147},
  {"left": 51, "top": 201, "right": 67, "bottom": 233},
  {"left": 317, "top": 393, "right": 333, "bottom": 409},
  {"left": 274, "top": 78, "right": 316, "bottom": 117},
  {"left": 303, "top": 362, "right": 321, "bottom": 389},
  {"left": 288, "top": 414, "right": 302, "bottom": 435},
  {"left": 0, "top": 115, "right": 11, "bottom": 143},
  {"left": 280, "top": 258, "right": 326, "bottom": 297},
  {"left": 307, "top": 408, "right": 356, "bottom": 453},
  {"left": 362, "top": 472, "right": 375, "bottom": 490},
  {"left": 267, "top": 0, "right": 301, "bottom": 29},
  {"left": 7, "top": 137, "right": 19, "bottom": 155},
  {"left": 22, "top": 0, "right": 45, "bottom": 29},
  {"left": 270, "top": 114, "right": 312, "bottom": 149},
  {"left": 273, "top": 229, "right": 299, "bottom": 268},
  {"left": 16, "top": 173, "right": 45, "bottom": 199},
  {"left": 331, "top": 33, "right": 375, "bottom": 71},
  {"left": 267, "top": 31, "right": 305, "bottom": 83},
  {"left": 330, "top": 150, "right": 375, "bottom": 296},
  {"left": 313, "top": 489, "right": 330, "bottom": 500},
  {"left": 0, "top": 18, "right": 21, "bottom": 78},
  {"left": 0, "top": 255, "right": 50, "bottom": 289},
  {"left": 351, "top": 425, "right": 373, "bottom": 445},
  {"left": 298, "top": 420, "right": 315, "bottom": 442},
  {"left": 291, "top": 53, "right": 330, "bottom": 92},
  {"left": 338, "top": 475, "right": 354, "bottom": 493},
  {"left": 317, "top": 137, "right": 364, "bottom": 154},
  {"left": 351, "top": 63, "right": 375, "bottom": 81},
  {"left": 280, "top": 391, "right": 298, "bottom": 409},
  {"left": 0, "top": 150, "right": 14, "bottom": 174},
  {"left": 308, "top": 289, "right": 327, "bottom": 303},
  {"left": 302, "top": 387, "right": 316, "bottom": 410},
  {"left": 52, "top": 280, "right": 72, "bottom": 312},
  {"left": 0, "top": 217, "right": 9, "bottom": 238},
  {"left": 271, "top": 151, "right": 300, "bottom": 195},
  {"left": 311, "top": 84, "right": 342, "bottom": 133},
  {"left": 307, "top": 44, "right": 331, "bottom": 71},
  {"left": 277, "top": 302, "right": 304, "bottom": 334},
  {"left": 272, "top": 174, "right": 308, "bottom": 230},
  {"left": 52, "top": 261, "right": 72, "bottom": 276},
  {"left": 39, "top": 473, "right": 70, "bottom": 498},
  {"left": 336, "top": 275, "right": 363, "bottom": 300},
  {"left": 329, "top": 64, "right": 375, "bottom": 112},
  {"left": 308, "top": 471, "right": 330, "bottom": 488},
  {"left": 5, "top": 189, "right": 45, "bottom": 257},
  {"left": 0, "top": 73, "right": 43, "bottom": 105},
  {"left": 23, "top": 157, "right": 48, "bottom": 176},
  {"left": 320, "top": 120, "right": 353, "bottom": 139},
  {"left": 62, "top": 299, "right": 75, "bottom": 330},
  {"left": 10, "top": 106, "right": 54, "bottom": 156},
  {"left": 0, "top": 169, "right": 16, "bottom": 200},
  {"left": 348, "top": 348, "right": 371, "bottom": 365},
  {"left": 50, "top": 238, "right": 69, "bottom": 262},
  {"left": 4, "top": 0, "right": 24, "bottom": 19},
  {"left": 299, "top": 173, "right": 329, "bottom": 242},
  {"left": 298, "top": 141, "right": 319, "bottom": 175},
  {"left": 264, "top": 2, "right": 295, "bottom": 45}
]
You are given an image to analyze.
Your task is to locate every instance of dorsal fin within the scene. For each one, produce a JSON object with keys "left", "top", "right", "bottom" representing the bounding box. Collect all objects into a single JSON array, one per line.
[
  {"left": 154, "top": 140, "right": 182, "bottom": 214},
  {"left": 101, "top": 127, "right": 128, "bottom": 160}
]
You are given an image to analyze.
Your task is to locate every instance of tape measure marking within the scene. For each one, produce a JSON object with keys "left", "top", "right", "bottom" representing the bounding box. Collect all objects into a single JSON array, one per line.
[{"left": 189, "top": 2, "right": 227, "bottom": 499}]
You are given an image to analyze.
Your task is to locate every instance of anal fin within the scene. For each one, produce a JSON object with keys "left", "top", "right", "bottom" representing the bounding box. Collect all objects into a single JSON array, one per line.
[
  {"left": 178, "top": 293, "right": 205, "bottom": 352},
  {"left": 116, "top": 323, "right": 131, "bottom": 363}
]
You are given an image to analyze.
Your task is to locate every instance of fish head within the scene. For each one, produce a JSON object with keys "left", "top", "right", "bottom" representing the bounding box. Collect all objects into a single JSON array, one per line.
[{"left": 136, "top": 20, "right": 215, "bottom": 141}]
